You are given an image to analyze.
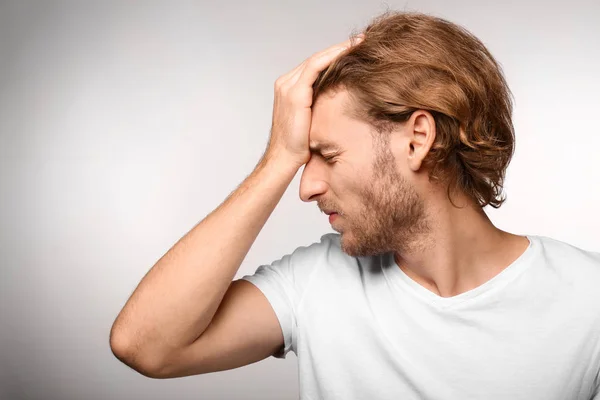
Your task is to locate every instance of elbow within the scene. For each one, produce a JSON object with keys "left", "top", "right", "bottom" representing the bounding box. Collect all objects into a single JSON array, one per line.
[{"left": 109, "top": 325, "right": 167, "bottom": 379}]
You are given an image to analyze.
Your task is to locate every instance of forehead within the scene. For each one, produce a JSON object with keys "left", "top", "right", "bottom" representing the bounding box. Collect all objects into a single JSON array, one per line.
[{"left": 309, "top": 89, "right": 372, "bottom": 151}]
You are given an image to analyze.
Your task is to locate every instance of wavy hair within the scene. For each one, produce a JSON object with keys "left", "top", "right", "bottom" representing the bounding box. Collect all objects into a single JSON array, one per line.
[{"left": 312, "top": 11, "right": 515, "bottom": 209}]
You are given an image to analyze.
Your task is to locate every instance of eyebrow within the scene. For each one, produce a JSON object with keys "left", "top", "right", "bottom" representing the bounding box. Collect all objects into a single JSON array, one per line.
[{"left": 309, "top": 140, "right": 341, "bottom": 153}]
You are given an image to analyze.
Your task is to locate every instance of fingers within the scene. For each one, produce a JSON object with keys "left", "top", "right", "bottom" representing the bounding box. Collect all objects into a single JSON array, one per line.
[
  {"left": 295, "top": 35, "right": 364, "bottom": 86},
  {"left": 281, "top": 59, "right": 308, "bottom": 88},
  {"left": 276, "top": 35, "right": 364, "bottom": 90},
  {"left": 276, "top": 59, "right": 307, "bottom": 88},
  {"left": 294, "top": 46, "right": 347, "bottom": 86},
  {"left": 312, "top": 35, "right": 363, "bottom": 62}
]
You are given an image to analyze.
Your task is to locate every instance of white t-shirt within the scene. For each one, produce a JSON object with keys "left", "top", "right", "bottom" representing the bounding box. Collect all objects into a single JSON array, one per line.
[{"left": 242, "top": 233, "right": 600, "bottom": 400}]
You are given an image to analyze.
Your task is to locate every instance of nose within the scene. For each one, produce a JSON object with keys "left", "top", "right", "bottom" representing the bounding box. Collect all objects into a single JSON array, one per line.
[{"left": 299, "top": 155, "right": 329, "bottom": 203}]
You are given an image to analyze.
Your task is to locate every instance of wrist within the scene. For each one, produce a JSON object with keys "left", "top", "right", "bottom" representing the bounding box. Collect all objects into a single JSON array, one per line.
[{"left": 259, "top": 151, "right": 305, "bottom": 173}]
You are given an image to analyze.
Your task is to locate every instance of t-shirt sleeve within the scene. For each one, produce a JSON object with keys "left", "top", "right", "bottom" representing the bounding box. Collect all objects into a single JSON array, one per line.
[
  {"left": 592, "top": 369, "right": 600, "bottom": 399},
  {"left": 591, "top": 382, "right": 600, "bottom": 400},
  {"left": 240, "top": 233, "right": 336, "bottom": 359}
]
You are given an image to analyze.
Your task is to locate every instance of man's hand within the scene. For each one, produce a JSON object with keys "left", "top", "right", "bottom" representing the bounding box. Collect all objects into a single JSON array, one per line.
[{"left": 264, "top": 35, "right": 364, "bottom": 168}]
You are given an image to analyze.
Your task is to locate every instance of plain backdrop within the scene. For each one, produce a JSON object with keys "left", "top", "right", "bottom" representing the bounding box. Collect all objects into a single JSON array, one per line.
[{"left": 0, "top": 0, "right": 599, "bottom": 399}]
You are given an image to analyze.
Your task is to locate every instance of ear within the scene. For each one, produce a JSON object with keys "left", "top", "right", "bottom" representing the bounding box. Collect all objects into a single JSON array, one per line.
[{"left": 407, "top": 110, "right": 436, "bottom": 172}]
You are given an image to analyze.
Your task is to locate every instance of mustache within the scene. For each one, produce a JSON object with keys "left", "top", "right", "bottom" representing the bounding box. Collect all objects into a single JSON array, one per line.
[{"left": 318, "top": 204, "right": 342, "bottom": 215}]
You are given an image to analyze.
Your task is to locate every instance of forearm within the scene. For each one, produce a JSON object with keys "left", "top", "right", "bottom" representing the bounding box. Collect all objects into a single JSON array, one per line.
[{"left": 110, "top": 153, "right": 299, "bottom": 368}]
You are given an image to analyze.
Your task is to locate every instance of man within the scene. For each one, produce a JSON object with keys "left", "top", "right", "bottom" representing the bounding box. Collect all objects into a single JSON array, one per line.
[{"left": 110, "top": 10, "right": 600, "bottom": 399}]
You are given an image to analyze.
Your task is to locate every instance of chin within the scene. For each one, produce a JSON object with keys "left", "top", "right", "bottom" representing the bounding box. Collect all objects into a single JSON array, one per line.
[
  {"left": 340, "top": 228, "right": 388, "bottom": 258},
  {"left": 338, "top": 231, "right": 361, "bottom": 257}
]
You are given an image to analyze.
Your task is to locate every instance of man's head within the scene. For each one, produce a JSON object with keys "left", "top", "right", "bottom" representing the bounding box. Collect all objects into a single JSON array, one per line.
[{"left": 299, "top": 11, "right": 515, "bottom": 257}]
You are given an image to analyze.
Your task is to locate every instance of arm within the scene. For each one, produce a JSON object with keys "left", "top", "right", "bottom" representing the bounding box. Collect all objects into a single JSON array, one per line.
[
  {"left": 109, "top": 34, "right": 364, "bottom": 378},
  {"left": 109, "top": 154, "right": 299, "bottom": 377}
]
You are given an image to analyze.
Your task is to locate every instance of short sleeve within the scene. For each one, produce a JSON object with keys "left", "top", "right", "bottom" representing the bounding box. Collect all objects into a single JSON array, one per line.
[
  {"left": 240, "top": 233, "right": 337, "bottom": 359},
  {"left": 593, "top": 370, "right": 600, "bottom": 399}
]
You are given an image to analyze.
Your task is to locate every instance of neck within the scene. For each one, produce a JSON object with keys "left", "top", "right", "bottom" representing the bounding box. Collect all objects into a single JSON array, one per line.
[{"left": 393, "top": 193, "right": 528, "bottom": 298}]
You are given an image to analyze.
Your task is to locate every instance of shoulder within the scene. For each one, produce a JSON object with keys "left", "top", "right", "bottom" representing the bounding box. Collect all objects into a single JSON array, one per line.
[
  {"left": 278, "top": 232, "right": 342, "bottom": 274},
  {"left": 533, "top": 234, "right": 600, "bottom": 275},
  {"left": 245, "top": 233, "right": 344, "bottom": 294},
  {"left": 291, "top": 232, "right": 342, "bottom": 260},
  {"left": 532, "top": 235, "right": 600, "bottom": 311}
]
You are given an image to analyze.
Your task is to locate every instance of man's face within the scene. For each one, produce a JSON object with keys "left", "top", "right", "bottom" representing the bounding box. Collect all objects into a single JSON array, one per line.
[{"left": 300, "top": 89, "right": 431, "bottom": 257}]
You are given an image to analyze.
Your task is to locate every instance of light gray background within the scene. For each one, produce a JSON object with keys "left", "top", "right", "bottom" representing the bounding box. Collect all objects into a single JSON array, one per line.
[{"left": 1, "top": 1, "right": 599, "bottom": 399}]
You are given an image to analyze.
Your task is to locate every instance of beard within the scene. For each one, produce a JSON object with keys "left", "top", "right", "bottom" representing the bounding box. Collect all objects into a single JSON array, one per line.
[{"left": 337, "top": 137, "right": 431, "bottom": 258}]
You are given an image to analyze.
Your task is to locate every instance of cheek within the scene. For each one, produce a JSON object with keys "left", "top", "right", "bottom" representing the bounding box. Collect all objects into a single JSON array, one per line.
[{"left": 333, "top": 166, "right": 373, "bottom": 211}]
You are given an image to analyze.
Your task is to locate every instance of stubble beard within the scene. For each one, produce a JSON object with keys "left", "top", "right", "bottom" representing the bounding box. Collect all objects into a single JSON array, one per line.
[{"left": 339, "top": 140, "right": 431, "bottom": 258}]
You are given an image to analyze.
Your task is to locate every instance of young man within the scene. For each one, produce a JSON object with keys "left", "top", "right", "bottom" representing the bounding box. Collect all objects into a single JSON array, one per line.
[{"left": 110, "top": 11, "right": 600, "bottom": 399}]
